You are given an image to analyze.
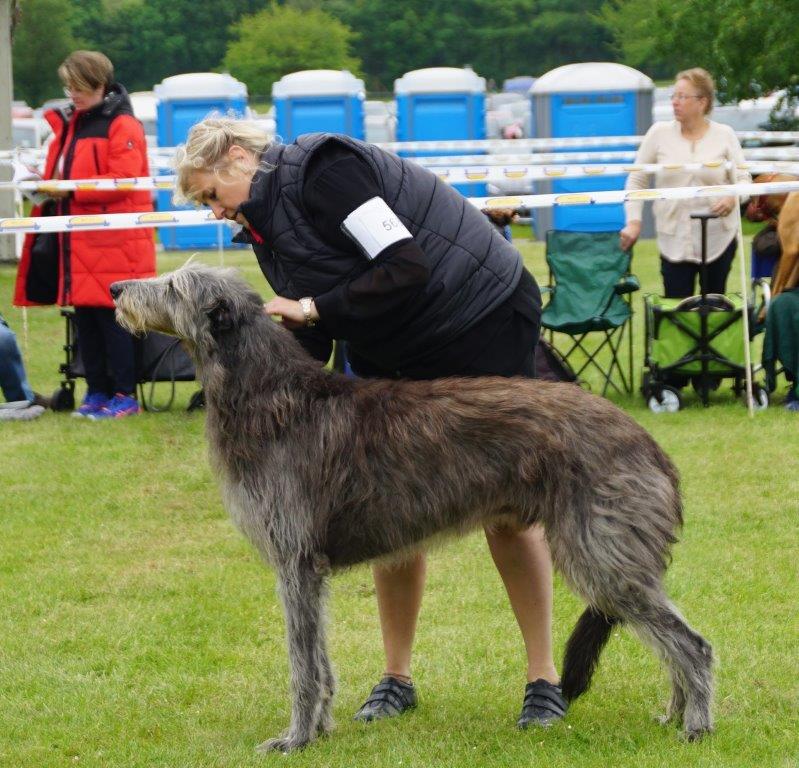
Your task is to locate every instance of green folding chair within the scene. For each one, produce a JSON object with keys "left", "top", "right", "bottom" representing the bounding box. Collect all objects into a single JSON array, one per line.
[{"left": 541, "top": 230, "right": 639, "bottom": 396}]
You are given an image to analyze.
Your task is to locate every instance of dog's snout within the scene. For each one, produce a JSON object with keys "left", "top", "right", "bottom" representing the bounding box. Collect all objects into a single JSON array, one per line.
[{"left": 109, "top": 282, "right": 125, "bottom": 300}]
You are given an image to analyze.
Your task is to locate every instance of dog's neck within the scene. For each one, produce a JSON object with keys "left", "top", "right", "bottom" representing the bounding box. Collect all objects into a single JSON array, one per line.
[{"left": 198, "top": 313, "right": 350, "bottom": 465}]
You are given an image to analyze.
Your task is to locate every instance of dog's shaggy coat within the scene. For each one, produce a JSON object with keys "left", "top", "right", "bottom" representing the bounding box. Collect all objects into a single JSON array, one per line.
[{"left": 111, "top": 264, "right": 713, "bottom": 752}]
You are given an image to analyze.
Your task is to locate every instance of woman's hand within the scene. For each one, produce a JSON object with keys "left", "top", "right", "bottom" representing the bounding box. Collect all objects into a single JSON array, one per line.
[
  {"left": 264, "top": 296, "right": 317, "bottom": 329},
  {"left": 483, "top": 207, "right": 517, "bottom": 227},
  {"left": 710, "top": 196, "right": 737, "bottom": 217},
  {"left": 619, "top": 220, "right": 641, "bottom": 251}
]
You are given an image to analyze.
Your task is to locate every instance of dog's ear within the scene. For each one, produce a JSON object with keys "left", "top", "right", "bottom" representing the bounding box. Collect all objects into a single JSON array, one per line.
[{"left": 207, "top": 298, "right": 235, "bottom": 334}]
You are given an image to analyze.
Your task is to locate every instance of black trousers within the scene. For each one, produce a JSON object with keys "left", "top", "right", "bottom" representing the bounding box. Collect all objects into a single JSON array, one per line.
[
  {"left": 660, "top": 237, "right": 737, "bottom": 299},
  {"left": 73, "top": 306, "right": 136, "bottom": 396}
]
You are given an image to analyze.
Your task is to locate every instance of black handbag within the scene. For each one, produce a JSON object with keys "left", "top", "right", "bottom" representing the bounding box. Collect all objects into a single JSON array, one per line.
[{"left": 25, "top": 198, "right": 60, "bottom": 304}]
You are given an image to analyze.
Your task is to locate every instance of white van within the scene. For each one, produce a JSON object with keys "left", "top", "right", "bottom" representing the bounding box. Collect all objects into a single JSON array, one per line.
[{"left": 12, "top": 117, "right": 52, "bottom": 150}]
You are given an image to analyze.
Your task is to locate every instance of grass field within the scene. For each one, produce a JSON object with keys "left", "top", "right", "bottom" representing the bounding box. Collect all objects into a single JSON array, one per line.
[{"left": 1, "top": 235, "right": 797, "bottom": 768}]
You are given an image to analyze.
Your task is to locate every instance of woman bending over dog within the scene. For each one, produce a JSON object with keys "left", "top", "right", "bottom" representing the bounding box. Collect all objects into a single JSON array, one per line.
[{"left": 174, "top": 117, "right": 566, "bottom": 728}]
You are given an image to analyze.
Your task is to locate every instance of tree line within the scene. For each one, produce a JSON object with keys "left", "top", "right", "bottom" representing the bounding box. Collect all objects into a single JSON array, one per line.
[{"left": 11, "top": 0, "right": 799, "bottom": 114}]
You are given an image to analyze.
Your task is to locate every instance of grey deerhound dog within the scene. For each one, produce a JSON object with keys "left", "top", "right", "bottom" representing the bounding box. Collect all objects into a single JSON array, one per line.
[{"left": 111, "top": 264, "right": 713, "bottom": 752}]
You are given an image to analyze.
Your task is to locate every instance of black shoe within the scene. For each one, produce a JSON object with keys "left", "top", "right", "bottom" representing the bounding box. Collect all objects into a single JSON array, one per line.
[
  {"left": 517, "top": 679, "right": 568, "bottom": 728},
  {"left": 353, "top": 676, "right": 418, "bottom": 722},
  {"left": 31, "top": 391, "right": 52, "bottom": 409}
]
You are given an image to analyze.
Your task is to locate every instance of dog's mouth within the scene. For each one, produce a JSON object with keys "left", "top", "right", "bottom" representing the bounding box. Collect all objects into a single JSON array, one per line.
[{"left": 113, "top": 306, "right": 146, "bottom": 335}]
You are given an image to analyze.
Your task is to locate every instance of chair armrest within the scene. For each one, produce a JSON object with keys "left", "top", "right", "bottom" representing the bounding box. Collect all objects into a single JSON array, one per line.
[{"left": 614, "top": 275, "right": 640, "bottom": 295}]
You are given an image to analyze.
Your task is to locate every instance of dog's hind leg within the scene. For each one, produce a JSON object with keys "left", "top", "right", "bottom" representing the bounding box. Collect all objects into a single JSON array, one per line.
[
  {"left": 315, "top": 629, "right": 336, "bottom": 737},
  {"left": 659, "top": 668, "right": 686, "bottom": 727},
  {"left": 257, "top": 556, "right": 331, "bottom": 753},
  {"left": 621, "top": 590, "right": 714, "bottom": 741}
]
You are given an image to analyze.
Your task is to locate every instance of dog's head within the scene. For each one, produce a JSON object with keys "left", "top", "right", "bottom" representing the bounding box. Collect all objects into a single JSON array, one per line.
[
  {"left": 111, "top": 263, "right": 265, "bottom": 349},
  {"left": 745, "top": 172, "right": 798, "bottom": 221}
]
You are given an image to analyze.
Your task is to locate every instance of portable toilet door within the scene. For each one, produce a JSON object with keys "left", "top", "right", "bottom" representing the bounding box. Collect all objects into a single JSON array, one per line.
[
  {"left": 272, "top": 70, "right": 365, "bottom": 142},
  {"left": 154, "top": 72, "right": 248, "bottom": 250},
  {"left": 394, "top": 67, "right": 487, "bottom": 197},
  {"left": 530, "top": 63, "right": 653, "bottom": 238}
]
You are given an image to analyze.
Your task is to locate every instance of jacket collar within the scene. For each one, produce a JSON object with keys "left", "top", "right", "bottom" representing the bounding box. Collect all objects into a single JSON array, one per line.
[
  {"left": 46, "top": 82, "right": 134, "bottom": 128},
  {"left": 236, "top": 143, "right": 286, "bottom": 241},
  {"left": 86, "top": 82, "right": 134, "bottom": 119}
]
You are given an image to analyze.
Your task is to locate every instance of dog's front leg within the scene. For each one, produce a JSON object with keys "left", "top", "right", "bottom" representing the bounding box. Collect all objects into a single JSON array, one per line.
[{"left": 257, "top": 555, "right": 329, "bottom": 753}]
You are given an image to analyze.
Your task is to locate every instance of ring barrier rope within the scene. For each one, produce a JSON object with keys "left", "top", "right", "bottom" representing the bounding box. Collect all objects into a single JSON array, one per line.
[
  {"left": 4, "top": 162, "right": 799, "bottom": 195},
  {"left": 376, "top": 132, "right": 799, "bottom": 153},
  {"left": 3, "top": 129, "right": 799, "bottom": 163},
  {"left": 2, "top": 175, "right": 176, "bottom": 192},
  {"left": 416, "top": 147, "right": 799, "bottom": 166},
  {"left": 423, "top": 161, "right": 799, "bottom": 183},
  {"left": 471, "top": 179, "right": 799, "bottom": 209},
  {"left": 6, "top": 148, "right": 799, "bottom": 170},
  {"left": 4, "top": 179, "right": 799, "bottom": 236}
]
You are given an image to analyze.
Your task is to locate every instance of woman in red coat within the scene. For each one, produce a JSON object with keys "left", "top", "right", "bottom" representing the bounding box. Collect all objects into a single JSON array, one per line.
[{"left": 15, "top": 50, "right": 156, "bottom": 419}]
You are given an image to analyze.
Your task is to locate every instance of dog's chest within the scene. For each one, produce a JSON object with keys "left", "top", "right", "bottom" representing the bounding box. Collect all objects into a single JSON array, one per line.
[{"left": 220, "top": 476, "right": 278, "bottom": 556}]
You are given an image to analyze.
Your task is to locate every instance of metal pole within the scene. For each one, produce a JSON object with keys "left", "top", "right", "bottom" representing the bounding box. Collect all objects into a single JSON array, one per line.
[
  {"left": 699, "top": 215, "right": 710, "bottom": 406},
  {"left": 0, "top": 0, "right": 17, "bottom": 263},
  {"left": 735, "top": 197, "right": 755, "bottom": 416}
]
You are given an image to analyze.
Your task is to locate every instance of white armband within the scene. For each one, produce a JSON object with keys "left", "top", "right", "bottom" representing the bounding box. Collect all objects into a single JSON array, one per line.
[{"left": 340, "top": 196, "right": 413, "bottom": 260}]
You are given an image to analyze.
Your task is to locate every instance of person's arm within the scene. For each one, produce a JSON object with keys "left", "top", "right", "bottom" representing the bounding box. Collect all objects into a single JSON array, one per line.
[
  {"left": 621, "top": 125, "right": 660, "bottom": 249},
  {"left": 265, "top": 146, "right": 432, "bottom": 342}
]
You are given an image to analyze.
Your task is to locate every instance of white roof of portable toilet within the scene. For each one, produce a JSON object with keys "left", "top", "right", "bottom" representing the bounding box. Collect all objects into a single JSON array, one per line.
[
  {"left": 532, "top": 63, "right": 653, "bottom": 94},
  {"left": 154, "top": 72, "right": 247, "bottom": 100},
  {"left": 272, "top": 70, "right": 365, "bottom": 98},
  {"left": 395, "top": 67, "right": 486, "bottom": 94},
  {"left": 129, "top": 91, "right": 158, "bottom": 122}
]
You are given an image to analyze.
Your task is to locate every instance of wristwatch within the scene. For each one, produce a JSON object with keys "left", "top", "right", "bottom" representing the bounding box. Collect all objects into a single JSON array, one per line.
[{"left": 298, "top": 297, "right": 317, "bottom": 327}]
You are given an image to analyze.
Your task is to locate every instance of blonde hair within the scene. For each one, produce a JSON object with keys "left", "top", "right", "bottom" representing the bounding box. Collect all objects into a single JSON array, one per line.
[
  {"left": 675, "top": 68, "right": 715, "bottom": 115},
  {"left": 58, "top": 50, "right": 114, "bottom": 93},
  {"left": 174, "top": 117, "right": 272, "bottom": 205}
]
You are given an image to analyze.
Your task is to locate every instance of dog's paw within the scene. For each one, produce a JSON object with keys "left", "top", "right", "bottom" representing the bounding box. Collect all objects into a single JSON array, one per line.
[
  {"left": 255, "top": 732, "right": 312, "bottom": 753},
  {"left": 315, "top": 716, "right": 335, "bottom": 737},
  {"left": 679, "top": 724, "right": 713, "bottom": 743}
]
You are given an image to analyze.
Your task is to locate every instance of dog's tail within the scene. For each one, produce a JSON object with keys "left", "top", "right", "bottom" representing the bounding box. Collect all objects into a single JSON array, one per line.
[{"left": 560, "top": 607, "right": 621, "bottom": 701}]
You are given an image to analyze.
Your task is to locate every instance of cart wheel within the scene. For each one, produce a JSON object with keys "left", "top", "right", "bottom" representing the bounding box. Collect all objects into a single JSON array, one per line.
[
  {"left": 648, "top": 385, "right": 682, "bottom": 414},
  {"left": 747, "top": 384, "right": 769, "bottom": 411},
  {"left": 50, "top": 385, "right": 75, "bottom": 412}
]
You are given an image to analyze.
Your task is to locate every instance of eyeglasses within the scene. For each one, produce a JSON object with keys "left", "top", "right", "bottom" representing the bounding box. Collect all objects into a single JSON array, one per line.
[
  {"left": 63, "top": 85, "right": 96, "bottom": 97},
  {"left": 670, "top": 93, "right": 703, "bottom": 101}
]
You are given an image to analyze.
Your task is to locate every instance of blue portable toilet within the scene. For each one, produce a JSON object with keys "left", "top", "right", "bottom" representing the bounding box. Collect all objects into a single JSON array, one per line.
[
  {"left": 394, "top": 67, "right": 487, "bottom": 196},
  {"left": 272, "top": 70, "right": 365, "bottom": 142},
  {"left": 530, "top": 63, "right": 654, "bottom": 239},
  {"left": 154, "top": 72, "right": 248, "bottom": 249}
]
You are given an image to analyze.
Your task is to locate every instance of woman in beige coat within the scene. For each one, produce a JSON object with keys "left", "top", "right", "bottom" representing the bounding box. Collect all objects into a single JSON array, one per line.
[{"left": 620, "top": 68, "right": 750, "bottom": 298}]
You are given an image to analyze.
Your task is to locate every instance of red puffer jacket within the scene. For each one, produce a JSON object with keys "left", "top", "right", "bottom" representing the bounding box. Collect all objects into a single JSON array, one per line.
[{"left": 14, "top": 83, "right": 156, "bottom": 309}]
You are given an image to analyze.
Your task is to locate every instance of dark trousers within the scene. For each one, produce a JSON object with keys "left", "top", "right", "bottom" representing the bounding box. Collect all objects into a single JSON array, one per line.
[
  {"left": 73, "top": 306, "right": 136, "bottom": 396},
  {"left": 660, "top": 237, "right": 737, "bottom": 299}
]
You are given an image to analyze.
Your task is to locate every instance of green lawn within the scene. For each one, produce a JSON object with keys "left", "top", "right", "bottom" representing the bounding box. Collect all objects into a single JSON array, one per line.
[{"left": 1, "top": 237, "right": 797, "bottom": 768}]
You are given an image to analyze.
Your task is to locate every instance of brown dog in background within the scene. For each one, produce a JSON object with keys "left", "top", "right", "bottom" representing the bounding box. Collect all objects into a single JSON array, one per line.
[
  {"left": 747, "top": 173, "right": 799, "bottom": 297},
  {"left": 773, "top": 190, "right": 799, "bottom": 296}
]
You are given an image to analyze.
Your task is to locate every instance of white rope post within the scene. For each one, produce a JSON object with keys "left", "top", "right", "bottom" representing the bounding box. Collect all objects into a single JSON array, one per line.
[
  {"left": 217, "top": 222, "right": 224, "bottom": 266},
  {"left": 735, "top": 196, "right": 754, "bottom": 417}
]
